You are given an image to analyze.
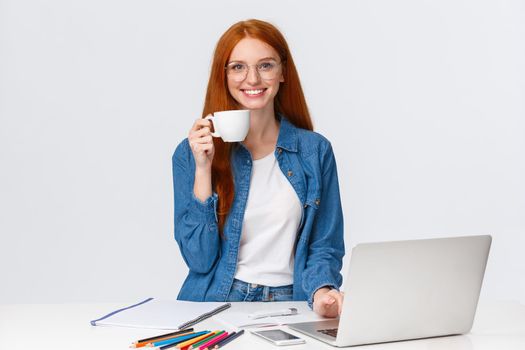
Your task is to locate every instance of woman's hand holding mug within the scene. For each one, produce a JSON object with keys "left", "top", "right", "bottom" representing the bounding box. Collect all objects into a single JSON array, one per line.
[
  {"left": 188, "top": 110, "right": 250, "bottom": 169},
  {"left": 189, "top": 110, "right": 250, "bottom": 202},
  {"left": 188, "top": 116, "right": 215, "bottom": 170}
]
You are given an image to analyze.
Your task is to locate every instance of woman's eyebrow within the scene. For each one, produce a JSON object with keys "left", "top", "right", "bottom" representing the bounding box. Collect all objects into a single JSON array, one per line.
[
  {"left": 257, "top": 56, "right": 279, "bottom": 62},
  {"left": 228, "top": 57, "right": 279, "bottom": 64}
]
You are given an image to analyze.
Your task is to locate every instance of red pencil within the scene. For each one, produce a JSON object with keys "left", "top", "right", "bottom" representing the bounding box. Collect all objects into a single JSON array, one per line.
[{"left": 199, "top": 332, "right": 229, "bottom": 350}]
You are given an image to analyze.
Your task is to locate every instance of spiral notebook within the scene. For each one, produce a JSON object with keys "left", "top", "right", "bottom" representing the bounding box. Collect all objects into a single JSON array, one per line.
[{"left": 90, "top": 298, "right": 231, "bottom": 330}]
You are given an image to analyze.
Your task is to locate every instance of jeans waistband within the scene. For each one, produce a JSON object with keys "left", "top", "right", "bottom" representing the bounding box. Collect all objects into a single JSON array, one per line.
[{"left": 229, "top": 279, "right": 293, "bottom": 302}]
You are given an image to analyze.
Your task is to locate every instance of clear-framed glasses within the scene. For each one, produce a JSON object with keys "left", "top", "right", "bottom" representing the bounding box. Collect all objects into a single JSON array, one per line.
[{"left": 225, "top": 59, "right": 282, "bottom": 82}]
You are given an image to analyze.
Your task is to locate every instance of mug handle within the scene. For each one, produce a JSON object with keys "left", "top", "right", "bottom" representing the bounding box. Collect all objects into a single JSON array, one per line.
[{"left": 204, "top": 115, "right": 220, "bottom": 138}]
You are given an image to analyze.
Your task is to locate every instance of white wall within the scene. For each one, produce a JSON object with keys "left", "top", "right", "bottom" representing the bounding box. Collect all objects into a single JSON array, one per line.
[{"left": 1, "top": 0, "right": 523, "bottom": 304}]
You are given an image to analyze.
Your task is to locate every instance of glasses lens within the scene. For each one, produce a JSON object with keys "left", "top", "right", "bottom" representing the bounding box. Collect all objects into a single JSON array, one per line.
[
  {"left": 258, "top": 61, "right": 278, "bottom": 80},
  {"left": 226, "top": 63, "right": 247, "bottom": 82}
]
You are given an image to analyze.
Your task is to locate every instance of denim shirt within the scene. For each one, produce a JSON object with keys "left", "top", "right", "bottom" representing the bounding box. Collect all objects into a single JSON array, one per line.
[{"left": 172, "top": 116, "right": 345, "bottom": 307}]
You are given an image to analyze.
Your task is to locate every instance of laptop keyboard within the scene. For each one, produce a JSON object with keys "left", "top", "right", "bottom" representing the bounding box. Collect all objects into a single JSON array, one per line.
[{"left": 318, "top": 328, "right": 338, "bottom": 338}]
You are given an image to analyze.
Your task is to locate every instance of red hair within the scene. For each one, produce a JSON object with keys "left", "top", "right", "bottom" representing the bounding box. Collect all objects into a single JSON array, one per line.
[{"left": 202, "top": 19, "right": 313, "bottom": 234}]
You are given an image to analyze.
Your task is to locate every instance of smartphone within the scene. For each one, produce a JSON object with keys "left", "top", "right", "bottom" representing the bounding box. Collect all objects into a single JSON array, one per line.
[{"left": 251, "top": 329, "right": 306, "bottom": 346}]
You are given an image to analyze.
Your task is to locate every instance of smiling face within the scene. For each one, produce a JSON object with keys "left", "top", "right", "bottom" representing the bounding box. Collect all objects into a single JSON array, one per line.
[{"left": 226, "top": 37, "right": 284, "bottom": 112}]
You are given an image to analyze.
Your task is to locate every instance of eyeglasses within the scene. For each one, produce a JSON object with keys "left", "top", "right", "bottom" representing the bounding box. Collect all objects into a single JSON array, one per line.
[{"left": 225, "top": 59, "right": 282, "bottom": 82}]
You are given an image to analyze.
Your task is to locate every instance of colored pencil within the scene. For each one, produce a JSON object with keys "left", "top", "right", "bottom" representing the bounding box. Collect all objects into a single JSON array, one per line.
[
  {"left": 149, "top": 331, "right": 209, "bottom": 347},
  {"left": 212, "top": 330, "right": 244, "bottom": 349},
  {"left": 189, "top": 331, "right": 224, "bottom": 349},
  {"left": 135, "top": 328, "right": 194, "bottom": 344},
  {"left": 176, "top": 332, "right": 214, "bottom": 348},
  {"left": 160, "top": 340, "right": 187, "bottom": 350},
  {"left": 132, "top": 330, "right": 194, "bottom": 348},
  {"left": 209, "top": 332, "right": 235, "bottom": 349},
  {"left": 199, "top": 332, "right": 229, "bottom": 350},
  {"left": 147, "top": 333, "right": 197, "bottom": 347}
]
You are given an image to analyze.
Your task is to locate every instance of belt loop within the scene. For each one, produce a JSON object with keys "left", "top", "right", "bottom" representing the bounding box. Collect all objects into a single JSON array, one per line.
[{"left": 262, "top": 285, "right": 270, "bottom": 301}]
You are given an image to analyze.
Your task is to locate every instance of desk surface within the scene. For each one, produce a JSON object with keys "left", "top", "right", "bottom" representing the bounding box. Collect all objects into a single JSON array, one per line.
[{"left": 1, "top": 300, "right": 525, "bottom": 350}]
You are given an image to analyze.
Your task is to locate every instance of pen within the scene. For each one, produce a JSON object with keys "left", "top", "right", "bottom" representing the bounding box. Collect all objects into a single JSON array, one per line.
[{"left": 248, "top": 307, "right": 298, "bottom": 319}]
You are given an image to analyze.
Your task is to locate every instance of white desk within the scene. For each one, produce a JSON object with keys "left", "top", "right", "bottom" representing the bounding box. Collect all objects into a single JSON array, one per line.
[{"left": 1, "top": 301, "right": 525, "bottom": 350}]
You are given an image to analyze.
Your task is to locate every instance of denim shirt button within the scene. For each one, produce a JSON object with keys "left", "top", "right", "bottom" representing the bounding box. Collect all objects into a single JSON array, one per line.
[
  {"left": 287, "top": 170, "right": 293, "bottom": 177},
  {"left": 315, "top": 199, "right": 320, "bottom": 205},
  {"left": 277, "top": 148, "right": 282, "bottom": 154}
]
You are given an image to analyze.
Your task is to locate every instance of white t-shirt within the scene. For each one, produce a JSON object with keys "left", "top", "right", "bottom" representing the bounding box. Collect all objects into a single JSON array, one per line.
[{"left": 234, "top": 151, "right": 302, "bottom": 286}]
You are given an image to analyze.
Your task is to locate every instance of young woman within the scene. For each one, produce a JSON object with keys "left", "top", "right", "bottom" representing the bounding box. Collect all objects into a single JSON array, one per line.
[{"left": 172, "top": 19, "right": 345, "bottom": 317}]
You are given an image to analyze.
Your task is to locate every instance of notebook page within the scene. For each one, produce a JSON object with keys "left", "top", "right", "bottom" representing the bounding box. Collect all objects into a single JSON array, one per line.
[{"left": 92, "top": 299, "right": 228, "bottom": 330}]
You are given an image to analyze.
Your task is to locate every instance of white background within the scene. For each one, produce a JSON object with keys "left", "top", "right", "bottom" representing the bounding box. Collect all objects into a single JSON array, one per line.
[{"left": 1, "top": 0, "right": 523, "bottom": 304}]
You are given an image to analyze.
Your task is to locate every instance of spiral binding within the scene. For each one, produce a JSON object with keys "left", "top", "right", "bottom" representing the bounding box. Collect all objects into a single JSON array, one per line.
[{"left": 177, "top": 302, "right": 231, "bottom": 330}]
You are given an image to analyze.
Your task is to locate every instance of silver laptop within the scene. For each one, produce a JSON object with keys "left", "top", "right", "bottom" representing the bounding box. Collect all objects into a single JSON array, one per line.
[{"left": 289, "top": 235, "right": 491, "bottom": 347}]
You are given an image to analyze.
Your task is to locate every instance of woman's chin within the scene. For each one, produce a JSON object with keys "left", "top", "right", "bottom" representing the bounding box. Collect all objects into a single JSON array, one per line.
[{"left": 238, "top": 100, "right": 270, "bottom": 111}]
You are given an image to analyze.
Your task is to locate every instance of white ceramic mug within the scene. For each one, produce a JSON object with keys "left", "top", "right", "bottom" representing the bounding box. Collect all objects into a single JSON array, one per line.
[{"left": 205, "top": 110, "right": 250, "bottom": 142}]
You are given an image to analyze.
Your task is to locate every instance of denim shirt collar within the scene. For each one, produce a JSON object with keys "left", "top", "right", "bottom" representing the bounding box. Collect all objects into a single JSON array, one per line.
[{"left": 276, "top": 114, "right": 298, "bottom": 153}]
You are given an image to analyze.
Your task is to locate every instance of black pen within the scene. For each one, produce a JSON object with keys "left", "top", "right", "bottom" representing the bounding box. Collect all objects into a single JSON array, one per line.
[{"left": 213, "top": 330, "right": 244, "bottom": 349}]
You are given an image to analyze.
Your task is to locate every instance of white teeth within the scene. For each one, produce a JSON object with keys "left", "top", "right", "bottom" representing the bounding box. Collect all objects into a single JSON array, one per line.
[{"left": 244, "top": 89, "right": 264, "bottom": 95}]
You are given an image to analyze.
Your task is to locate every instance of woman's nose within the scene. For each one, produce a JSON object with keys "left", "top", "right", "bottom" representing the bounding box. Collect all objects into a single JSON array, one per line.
[{"left": 245, "top": 65, "right": 261, "bottom": 84}]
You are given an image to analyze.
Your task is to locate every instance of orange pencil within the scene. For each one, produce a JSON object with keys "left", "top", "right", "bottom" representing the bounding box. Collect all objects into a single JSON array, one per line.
[
  {"left": 132, "top": 329, "right": 194, "bottom": 346},
  {"left": 131, "top": 331, "right": 194, "bottom": 348},
  {"left": 150, "top": 331, "right": 209, "bottom": 348},
  {"left": 176, "top": 332, "right": 213, "bottom": 349},
  {"left": 189, "top": 331, "right": 225, "bottom": 349}
]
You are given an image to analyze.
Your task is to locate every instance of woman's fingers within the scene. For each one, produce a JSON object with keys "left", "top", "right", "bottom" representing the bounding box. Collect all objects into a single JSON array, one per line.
[
  {"left": 191, "top": 142, "right": 213, "bottom": 153},
  {"left": 327, "top": 290, "right": 344, "bottom": 315},
  {"left": 190, "top": 126, "right": 211, "bottom": 138},
  {"left": 314, "top": 290, "right": 344, "bottom": 318},
  {"left": 191, "top": 134, "right": 213, "bottom": 145},
  {"left": 190, "top": 117, "right": 212, "bottom": 132},
  {"left": 320, "top": 294, "right": 338, "bottom": 318},
  {"left": 189, "top": 118, "right": 214, "bottom": 145},
  {"left": 188, "top": 117, "right": 215, "bottom": 169}
]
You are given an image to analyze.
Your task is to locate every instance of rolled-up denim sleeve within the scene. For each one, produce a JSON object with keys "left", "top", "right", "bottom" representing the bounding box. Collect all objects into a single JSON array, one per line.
[
  {"left": 172, "top": 139, "right": 221, "bottom": 274},
  {"left": 302, "top": 142, "right": 345, "bottom": 308}
]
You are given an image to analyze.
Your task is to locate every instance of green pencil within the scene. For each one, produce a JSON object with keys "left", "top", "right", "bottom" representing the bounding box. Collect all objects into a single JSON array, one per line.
[{"left": 189, "top": 331, "right": 225, "bottom": 349}]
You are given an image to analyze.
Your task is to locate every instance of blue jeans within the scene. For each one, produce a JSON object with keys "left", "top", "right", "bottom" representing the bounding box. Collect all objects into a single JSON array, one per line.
[{"left": 226, "top": 279, "right": 294, "bottom": 302}]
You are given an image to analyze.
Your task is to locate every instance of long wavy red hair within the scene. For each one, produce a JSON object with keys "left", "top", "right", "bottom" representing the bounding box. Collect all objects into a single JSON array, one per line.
[{"left": 202, "top": 19, "right": 313, "bottom": 234}]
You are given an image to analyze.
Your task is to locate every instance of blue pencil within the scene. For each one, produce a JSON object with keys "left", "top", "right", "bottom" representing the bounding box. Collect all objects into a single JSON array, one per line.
[{"left": 150, "top": 331, "right": 209, "bottom": 347}]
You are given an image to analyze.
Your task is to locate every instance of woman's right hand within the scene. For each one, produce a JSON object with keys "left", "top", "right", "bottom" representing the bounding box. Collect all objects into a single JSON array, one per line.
[{"left": 188, "top": 116, "right": 215, "bottom": 170}]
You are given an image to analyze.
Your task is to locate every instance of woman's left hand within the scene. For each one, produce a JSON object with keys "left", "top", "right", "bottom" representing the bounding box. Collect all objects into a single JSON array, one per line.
[{"left": 313, "top": 287, "right": 344, "bottom": 318}]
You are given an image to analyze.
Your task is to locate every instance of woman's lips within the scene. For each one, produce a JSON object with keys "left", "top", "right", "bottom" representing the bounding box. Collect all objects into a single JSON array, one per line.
[{"left": 241, "top": 88, "right": 267, "bottom": 97}]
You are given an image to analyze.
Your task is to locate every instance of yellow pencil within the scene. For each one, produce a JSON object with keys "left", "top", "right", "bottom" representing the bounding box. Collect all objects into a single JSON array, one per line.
[
  {"left": 176, "top": 332, "right": 213, "bottom": 349},
  {"left": 188, "top": 331, "right": 222, "bottom": 350},
  {"left": 131, "top": 331, "right": 194, "bottom": 348}
]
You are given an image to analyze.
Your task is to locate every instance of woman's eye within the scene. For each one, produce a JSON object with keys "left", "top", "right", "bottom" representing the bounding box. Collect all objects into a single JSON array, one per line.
[
  {"left": 258, "top": 62, "right": 275, "bottom": 70},
  {"left": 231, "top": 64, "right": 245, "bottom": 71}
]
